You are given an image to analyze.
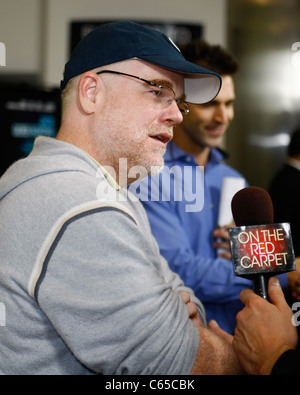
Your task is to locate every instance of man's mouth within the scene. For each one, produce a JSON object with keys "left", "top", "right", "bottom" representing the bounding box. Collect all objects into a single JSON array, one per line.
[
  {"left": 150, "top": 132, "right": 173, "bottom": 145},
  {"left": 205, "top": 124, "right": 226, "bottom": 137}
]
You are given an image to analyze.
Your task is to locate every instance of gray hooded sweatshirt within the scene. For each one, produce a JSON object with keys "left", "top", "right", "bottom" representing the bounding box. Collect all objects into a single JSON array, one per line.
[{"left": 0, "top": 137, "right": 205, "bottom": 375}]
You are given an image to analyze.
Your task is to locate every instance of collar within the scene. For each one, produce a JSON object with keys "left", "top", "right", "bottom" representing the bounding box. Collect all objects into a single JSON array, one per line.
[
  {"left": 164, "top": 141, "right": 225, "bottom": 164},
  {"left": 286, "top": 157, "right": 300, "bottom": 172},
  {"left": 86, "top": 153, "right": 123, "bottom": 192}
]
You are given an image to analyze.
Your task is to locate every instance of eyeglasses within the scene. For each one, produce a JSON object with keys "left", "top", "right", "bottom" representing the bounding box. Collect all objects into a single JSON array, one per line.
[{"left": 96, "top": 70, "right": 189, "bottom": 116}]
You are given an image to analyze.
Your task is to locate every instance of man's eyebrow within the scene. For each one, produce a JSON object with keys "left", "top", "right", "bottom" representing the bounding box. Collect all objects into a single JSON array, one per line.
[
  {"left": 146, "top": 79, "right": 186, "bottom": 100},
  {"left": 206, "top": 97, "right": 235, "bottom": 106},
  {"left": 148, "top": 79, "right": 174, "bottom": 88}
]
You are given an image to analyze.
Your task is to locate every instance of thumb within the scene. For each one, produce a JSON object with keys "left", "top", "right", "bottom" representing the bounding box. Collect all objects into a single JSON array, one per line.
[
  {"left": 268, "top": 277, "right": 286, "bottom": 310},
  {"left": 208, "top": 320, "right": 233, "bottom": 344}
]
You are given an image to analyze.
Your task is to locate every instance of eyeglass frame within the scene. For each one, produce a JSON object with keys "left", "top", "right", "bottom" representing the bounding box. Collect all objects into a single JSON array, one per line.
[{"left": 96, "top": 70, "right": 189, "bottom": 116}]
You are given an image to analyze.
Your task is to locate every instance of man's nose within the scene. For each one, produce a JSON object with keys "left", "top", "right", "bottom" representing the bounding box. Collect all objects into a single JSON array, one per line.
[{"left": 163, "top": 101, "right": 184, "bottom": 126}]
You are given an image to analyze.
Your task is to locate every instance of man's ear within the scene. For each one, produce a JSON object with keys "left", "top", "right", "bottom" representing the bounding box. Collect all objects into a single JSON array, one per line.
[{"left": 77, "top": 72, "right": 103, "bottom": 114}]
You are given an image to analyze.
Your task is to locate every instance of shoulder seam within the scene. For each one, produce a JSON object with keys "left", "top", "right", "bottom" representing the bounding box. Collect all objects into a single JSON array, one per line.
[{"left": 27, "top": 200, "right": 138, "bottom": 301}]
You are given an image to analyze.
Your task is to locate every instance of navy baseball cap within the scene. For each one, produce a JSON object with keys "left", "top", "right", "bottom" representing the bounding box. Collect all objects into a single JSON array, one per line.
[{"left": 60, "top": 21, "right": 222, "bottom": 104}]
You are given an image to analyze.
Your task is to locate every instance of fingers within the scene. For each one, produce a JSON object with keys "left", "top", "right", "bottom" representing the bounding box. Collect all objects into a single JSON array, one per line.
[
  {"left": 239, "top": 277, "right": 286, "bottom": 309},
  {"left": 178, "top": 291, "right": 203, "bottom": 327},
  {"left": 185, "top": 299, "right": 198, "bottom": 318},
  {"left": 267, "top": 277, "right": 289, "bottom": 311},
  {"left": 239, "top": 287, "right": 256, "bottom": 306},
  {"left": 216, "top": 249, "right": 232, "bottom": 260},
  {"left": 213, "top": 225, "right": 232, "bottom": 241},
  {"left": 213, "top": 226, "right": 232, "bottom": 259},
  {"left": 188, "top": 303, "right": 204, "bottom": 328},
  {"left": 178, "top": 291, "right": 190, "bottom": 304}
]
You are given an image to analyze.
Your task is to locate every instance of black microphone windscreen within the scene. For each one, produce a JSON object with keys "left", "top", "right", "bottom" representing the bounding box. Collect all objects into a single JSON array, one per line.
[{"left": 231, "top": 186, "right": 274, "bottom": 227}]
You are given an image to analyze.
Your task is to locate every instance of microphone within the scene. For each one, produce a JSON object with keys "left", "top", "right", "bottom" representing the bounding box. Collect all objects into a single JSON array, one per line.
[{"left": 229, "top": 186, "right": 296, "bottom": 299}]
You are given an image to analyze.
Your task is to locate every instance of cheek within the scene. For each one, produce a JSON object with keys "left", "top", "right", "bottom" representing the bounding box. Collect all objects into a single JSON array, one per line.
[{"left": 191, "top": 107, "right": 213, "bottom": 123}]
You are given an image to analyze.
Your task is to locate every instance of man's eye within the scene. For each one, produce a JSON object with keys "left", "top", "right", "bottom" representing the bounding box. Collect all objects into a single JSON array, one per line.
[{"left": 151, "top": 89, "right": 161, "bottom": 97}]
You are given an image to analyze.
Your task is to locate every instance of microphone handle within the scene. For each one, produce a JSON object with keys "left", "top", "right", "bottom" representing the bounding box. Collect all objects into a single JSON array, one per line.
[{"left": 253, "top": 274, "right": 270, "bottom": 300}]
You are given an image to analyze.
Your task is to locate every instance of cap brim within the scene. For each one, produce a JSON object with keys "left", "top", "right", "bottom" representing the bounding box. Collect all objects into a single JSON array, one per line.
[
  {"left": 184, "top": 74, "right": 221, "bottom": 104},
  {"left": 139, "top": 55, "right": 222, "bottom": 104}
]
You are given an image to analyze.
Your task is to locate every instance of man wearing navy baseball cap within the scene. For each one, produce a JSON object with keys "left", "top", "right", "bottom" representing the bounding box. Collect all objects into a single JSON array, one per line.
[
  {"left": 60, "top": 21, "right": 221, "bottom": 102},
  {"left": 0, "top": 21, "right": 242, "bottom": 375}
]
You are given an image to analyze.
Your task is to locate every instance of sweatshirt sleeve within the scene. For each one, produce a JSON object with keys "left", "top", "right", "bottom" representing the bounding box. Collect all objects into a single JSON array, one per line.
[
  {"left": 32, "top": 202, "right": 201, "bottom": 375},
  {"left": 271, "top": 349, "right": 300, "bottom": 375}
]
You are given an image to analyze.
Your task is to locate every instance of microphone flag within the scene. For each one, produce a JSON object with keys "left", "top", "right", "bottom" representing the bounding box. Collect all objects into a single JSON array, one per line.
[{"left": 229, "top": 222, "right": 295, "bottom": 278}]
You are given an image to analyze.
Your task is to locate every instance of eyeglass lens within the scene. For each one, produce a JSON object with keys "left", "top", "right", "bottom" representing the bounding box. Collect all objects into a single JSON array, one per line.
[{"left": 157, "top": 86, "right": 189, "bottom": 115}]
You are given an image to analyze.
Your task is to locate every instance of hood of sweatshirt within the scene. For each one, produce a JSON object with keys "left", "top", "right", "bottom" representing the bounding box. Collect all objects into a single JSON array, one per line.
[{"left": 0, "top": 137, "right": 100, "bottom": 202}]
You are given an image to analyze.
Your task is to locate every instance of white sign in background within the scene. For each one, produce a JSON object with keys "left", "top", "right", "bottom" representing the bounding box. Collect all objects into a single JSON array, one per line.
[{"left": 0, "top": 42, "right": 5, "bottom": 66}]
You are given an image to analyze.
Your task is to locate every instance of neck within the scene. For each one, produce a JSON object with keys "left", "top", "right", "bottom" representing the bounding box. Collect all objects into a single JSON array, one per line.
[
  {"left": 291, "top": 154, "right": 300, "bottom": 162},
  {"left": 172, "top": 126, "right": 211, "bottom": 166},
  {"left": 56, "top": 124, "right": 130, "bottom": 188}
]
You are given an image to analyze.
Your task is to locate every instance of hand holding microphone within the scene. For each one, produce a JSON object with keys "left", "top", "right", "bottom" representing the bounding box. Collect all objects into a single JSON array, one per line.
[
  {"left": 209, "top": 186, "right": 298, "bottom": 375},
  {"left": 232, "top": 276, "right": 299, "bottom": 375},
  {"left": 229, "top": 186, "right": 296, "bottom": 300}
]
